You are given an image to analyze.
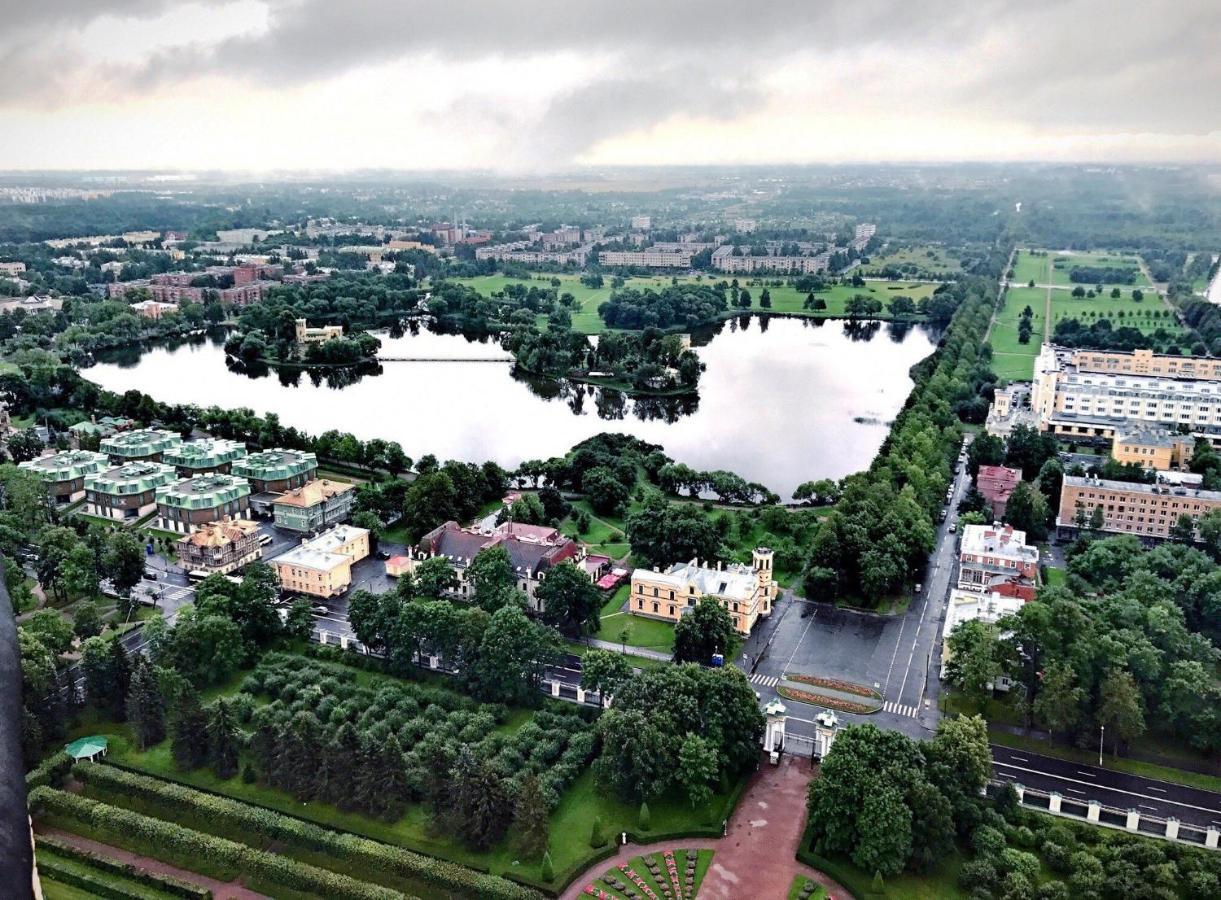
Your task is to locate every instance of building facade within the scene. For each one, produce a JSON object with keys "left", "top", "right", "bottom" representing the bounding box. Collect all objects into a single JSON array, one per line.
[
  {"left": 1112, "top": 426, "right": 1194, "bottom": 470},
  {"left": 231, "top": 448, "right": 318, "bottom": 494},
  {"left": 957, "top": 524, "right": 1039, "bottom": 599},
  {"left": 294, "top": 319, "right": 344, "bottom": 344},
  {"left": 272, "top": 479, "right": 355, "bottom": 532},
  {"left": 629, "top": 548, "right": 775, "bottom": 636},
  {"left": 711, "top": 246, "right": 830, "bottom": 274},
  {"left": 156, "top": 474, "right": 252, "bottom": 534},
  {"left": 84, "top": 461, "right": 177, "bottom": 521},
  {"left": 976, "top": 465, "right": 1022, "bottom": 519},
  {"left": 273, "top": 524, "right": 370, "bottom": 597},
  {"left": 18, "top": 450, "right": 110, "bottom": 504},
  {"left": 161, "top": 438, "right": 248, "bottom": 476},
  {"left": 1057, "top": 475, "right": 1221, "bottom": 541},
  {"left": 177, "top": 518, "right": 262, "bottom": 575},
  {"left": 598, "top": 249, "right": 692, "bottom": 268},
  {"left": 100, "top": 428, "right": 182, "bottom": 463}
]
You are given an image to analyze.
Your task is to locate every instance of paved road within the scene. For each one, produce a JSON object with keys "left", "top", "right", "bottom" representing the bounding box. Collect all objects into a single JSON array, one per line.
[{"left": 992, "top": 744, "right": 1221, "bottom": 830}]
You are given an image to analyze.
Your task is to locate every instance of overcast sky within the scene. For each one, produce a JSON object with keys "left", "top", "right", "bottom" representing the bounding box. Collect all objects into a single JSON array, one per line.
[{"left": 2, "top": 0, "right": 1217, "bottom": 171}]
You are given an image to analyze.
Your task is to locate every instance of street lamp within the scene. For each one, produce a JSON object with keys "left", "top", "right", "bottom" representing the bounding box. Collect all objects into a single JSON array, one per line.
[{"left": 1098, "top": 724, "right": 1105, "bottom": 767}]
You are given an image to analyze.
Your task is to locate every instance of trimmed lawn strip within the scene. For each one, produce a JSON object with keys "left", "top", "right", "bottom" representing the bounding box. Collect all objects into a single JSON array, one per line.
[
  {"left": 599, "top": 610, "right": 675, "bottom": 653},
  {"left": 787, "top": 874, "right": 827, "bottom": 900},
  {"left": 563, "top": 640, "right": 669, "bottom": 671},
  {"left": 799, "top": 847, "right": 968, "bottom": 900}
]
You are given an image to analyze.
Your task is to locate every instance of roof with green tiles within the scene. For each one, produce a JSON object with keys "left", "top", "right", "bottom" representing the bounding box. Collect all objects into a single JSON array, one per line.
[
  {"left": 85, "top": 461, "right": 178, "bottom": 495},
  {"left": 162, "top": 438, "right": 248, "bottom": 470},
  {"left": 100, "top": 428, "right": 182, "bottom": 458},
  {"left": 231, "top": 448, "right": 317, "bottom": 481},
  {"left": 155, "top": 474, "right": 251, "bottom": 509},
  {"left": 18, "top": 450, "right": 110, "bottom": 482}
]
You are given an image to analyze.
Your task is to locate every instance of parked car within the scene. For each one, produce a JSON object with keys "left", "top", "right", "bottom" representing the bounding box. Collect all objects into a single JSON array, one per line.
[
  {"left": 375, "top": 550, "right": 391, "bottom": 560},
  {"left": 949, "top": 521, "right": 958, "bottom": 533}
]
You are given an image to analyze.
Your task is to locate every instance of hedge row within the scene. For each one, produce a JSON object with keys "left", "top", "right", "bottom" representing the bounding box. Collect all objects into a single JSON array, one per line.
[
  {"left": 36, "top": 833, "right": 211, "bottom": 900},
  {"left": 37, "top": 854, "right": 168, "bottom": 900},
  {"left": 72, "top": 763, "right": 544, "bottom": 900},
  {"left": 28, "top": 787, "right": 405, "bottom": 900},
  {"left": 26, "top": 752, "right": 73, "bottom": 791}
]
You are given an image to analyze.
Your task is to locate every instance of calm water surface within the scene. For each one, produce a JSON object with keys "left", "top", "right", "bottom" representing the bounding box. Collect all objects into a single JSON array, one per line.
[{"left": 87, "top": 317, "right": 937, "bottom": 498}]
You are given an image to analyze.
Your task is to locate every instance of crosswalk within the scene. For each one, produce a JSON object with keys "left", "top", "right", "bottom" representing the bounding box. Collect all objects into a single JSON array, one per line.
[
  {"left": 748, "top": 673, "right": 779, "bottom": 688},
  {"left": 883, "top": 700, "right": 920, "bottom": 718}
]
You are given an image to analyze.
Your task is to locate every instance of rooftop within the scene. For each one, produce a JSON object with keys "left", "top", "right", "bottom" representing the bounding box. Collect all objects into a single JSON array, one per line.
[
  {"left": 960, "top": 524, "right": 1039, "bottom": 562},
  {"left": 100, "top": 428, "right": 182, "bottom": 457},
  {"left": 1064, "top": 474, "right": 1221, "bottom": 501},
  {"left": 633, "top": 558, "right": 759, "bottom": 602},
  {"left": 156, "top": 474, "right": 250, "bottom": 508},
  {"left": 85, "top": 461, "right": 177, "bottom": 494},
  {"left": 19, "top": 450, "right": 109, "bottom": 481},
  {"left": 273, "top": 524, "right": 369, "bottom": 571},
  {"left": 179, "top": 517, "right": 260, "bottom": 548},
  {"left": 231, "top": 448, "right": 317, "bottom": 480},
  {"left": 272, "top": 478, "right": 354, "bottom": 508},
  {"left": 162, "top": 438, "right": 248, "bottom": 469}
]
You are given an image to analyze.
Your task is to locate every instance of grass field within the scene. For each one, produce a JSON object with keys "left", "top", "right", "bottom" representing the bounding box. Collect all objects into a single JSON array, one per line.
[
  {"left": 989, "top": 286, "right": 1046, "bottom": 382},
  {"left": 1046, "top": 288, "right": 1183, "bottom": 337},
  {"left": 864, "top": 244, "right": 962, "bottom": 275},
  {"left": 1011, "top": 250, "right": 1051, "bottom": 285},
  {"left": 1048, "top": 251, "right": 1152, "bottom": 289},
  {"left": 452, "top": 273, "right": 940, "bottom": 335}
]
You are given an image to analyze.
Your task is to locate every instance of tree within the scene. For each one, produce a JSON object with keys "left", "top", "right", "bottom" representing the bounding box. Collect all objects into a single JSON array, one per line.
[
  {"left": 673, "top": 596, "right": 735, "bottom": 664},
  {"left": 1005, "top": 425, "right": 1059, "bottom": 480},
  {"left": 1004, "top": 481, "right": 1048, "bottom": 540},
  {"left": 967, "top": 432, "right": 1006, "bottom": 476},
  {"left": 161, "top": 609, "right": 244, "bottom": 687},
  {"left": 6, "top": 429, "right": 44, "bottom": 463},
  {"left": 1098, "top": 668, "right": 1146, "bottom": 754},
  {"left": 80, "top": 635, "right": 129, "bottom": 719},
  {"left": 207, "top": 699, "right": 240, "bottom": 779},
  {"left": 793, "top": 478, "right": 840, "bottom": 505},
  {"left": 759, "top": 288, "right": 772, "bottom": 309},
  {"left": 1031, "top": 660, "right": 1084, "bottom": 736},
  {"left": 72, "top": 601, "right": 102, "bottom": 640},
  {"left": 446, "top": 746, "right": 512, "bottom": 850},
  {"left": 927, "top": 715, "right": 992, "bottom": 795},
  {"left": 61, "top": 543, "right": 100, "bottom": 599},
  {"left": 105, "top": 531, "right": 146, "bottom": 602},
  {"left": 127, "top": 658, "right": 166, "bottom": 750},
  {"left": 536, "top": 560, "right": 601, "bottom": 636},
  {"left": 677, "top": 733, "right": 718, "bottom": 808},
  {"left": 625, "top": 495, "right": 722, "bottom": 568},
  {"left": 1168, "top": 513, "right": 1196, "bottom": 544},
  {"left": 467, "top": 545, "right": 520, "bottom": 613},
  {"left": 470, "top": 604, "right": 559, "bottom": 704},
  {"left": 24, "top": 610, "right": 75, "bottom": 656},
  {"left": 284, "top": 598, "right": 313, "bottom": 641},
  {"left": 944, "top": 619, "right": 1001, "bottom": 710},
  {"left": 411, "top": 555, "right": 458, "bottom": 598},
  {"left": 513, "top": 774, "right": 550, "bottom": 860},
  {"left": 171, "top": 686, "right": 209, "bottom": 770},
  {"left": 582, "top": 466, "right": 630, "bottom": 515},
  {"left": 580, "top": 649, "right": 633, "bottom": 707}
]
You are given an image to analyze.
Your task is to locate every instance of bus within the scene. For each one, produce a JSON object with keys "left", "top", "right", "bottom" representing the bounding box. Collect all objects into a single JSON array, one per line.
[{"left": 187, "top": 570, "right": 209, "bottom": 583}]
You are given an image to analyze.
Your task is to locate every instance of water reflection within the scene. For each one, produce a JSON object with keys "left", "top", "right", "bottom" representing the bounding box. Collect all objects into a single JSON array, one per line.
[{"left": 87, "top": 316, "right": 939, "bottom": 496}]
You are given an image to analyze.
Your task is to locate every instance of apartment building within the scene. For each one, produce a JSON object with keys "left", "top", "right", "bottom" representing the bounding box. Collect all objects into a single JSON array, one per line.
[
  {"left": 18, "top": 450, "right": 110, "bottom": 504},
  {"left": 1112, "top": 426, "right": 1194, "bottom": 470},
  {"left": 1070, "top": 347, "right": 1221, "bottom": 380},
  {"left": 598, "top": 249, "right": 692, "bottom": 268},
  {"left": 177, "top": 518, "right": 262, "bottom": 576},
  {"left": 474, "top": 243, "right": 593, "bottom": 266},
  {"left": 0, "top": 262, "right": 27, "bottom": 276},
  {"left": 1057, "top": 474, "right": 1221, "bottom": 541},
  {"left": 630, "top": 216, "right": 652, "bottom": 231},
  {"left": 629, "top": 548, "right": 775, "bottom": 636},
  {"left": 84, "top": 461, "right": 177, "bottom": 521},
  {"left": 272, "top": 479, "right": 356, "bottom": 532},
  {"left": 156, "top": 474, "right": 251, "bottom": 534},
  {"left": 957, "top": 524, "right": 1038, "bottom": 599},
  {"left": 273, "top": 524, "right": 370, "bottom": 597},
  {"left": 100, "top": 428, "right": 182, "bottom": 463},
  {"left": 129, "top": 299, "right": 179, "bottom": 319},
  {"left": 711, "top": 246, "right": 830, "bottom": 274},
  {"left": 231, "top": 449, "right": 317, "bottom": 495},
  {"left": 162, "top": 438, "right": 248, "bottom": 476}
]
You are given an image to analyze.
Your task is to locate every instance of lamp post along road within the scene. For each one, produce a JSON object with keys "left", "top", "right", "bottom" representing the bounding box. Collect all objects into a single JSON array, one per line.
[{"left": 1099, "top": 724, "right": 1105, "bottom": 767}]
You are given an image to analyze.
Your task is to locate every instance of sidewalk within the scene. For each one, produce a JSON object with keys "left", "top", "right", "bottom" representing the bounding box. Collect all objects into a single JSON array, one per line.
[{"left": 584, "top": 637, "right": 671, "bottom": 662}]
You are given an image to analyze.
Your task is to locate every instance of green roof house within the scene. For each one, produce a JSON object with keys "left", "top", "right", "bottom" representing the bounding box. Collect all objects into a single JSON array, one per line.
[
  {"left": 156, "top": 474, "right": 251, "bottom": 534},
  {"left": 18, "top": 450, "right": 110, "bottom": 504},
  {"left": 84, "top": 461, "right": 178, "bottom": 522},
  {"left": 162, "top": 438, "right": 248, "bottom": 476},
  {"left": 100, "top": 428, "right": 182, "bottom": 463}
]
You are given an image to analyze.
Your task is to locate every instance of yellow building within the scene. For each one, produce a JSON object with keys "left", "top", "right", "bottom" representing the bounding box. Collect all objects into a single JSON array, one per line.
[
  {"left": 1112, "top": 427, "right": 1194, "bottom": 470},
  {"left": 1070, "top": 348, "right": 1221, "bottom": 380},
  {"left": 272, "top": 524, "right": 369, "bottom": 597},
  {"left": 294, "top": 318, "right": 344, "bottom": 345},
  {"left": 629, "top": 548, "right": 774, "bottom": 635}
]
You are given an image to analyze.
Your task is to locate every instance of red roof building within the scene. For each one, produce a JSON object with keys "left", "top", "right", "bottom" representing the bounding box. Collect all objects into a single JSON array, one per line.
[{"left": 976, "top": 465, "right": 1022, "bottom": 519}]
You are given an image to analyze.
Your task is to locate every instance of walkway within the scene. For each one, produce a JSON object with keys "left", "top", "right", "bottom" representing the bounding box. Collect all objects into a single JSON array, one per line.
[
  {"left": 561, "top": 754, "right": 851, "bottom": 899},
  {"left": 36, "top": 826, "right": 268, "bottom": 900},
  {"left": 584, "top": 637, "right": 671, "bottom": 661}
]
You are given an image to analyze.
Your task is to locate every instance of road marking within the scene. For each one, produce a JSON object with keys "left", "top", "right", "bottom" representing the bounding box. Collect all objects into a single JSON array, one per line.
[
  {"left": 749, "top": 673, "right": 779, "bottom": 687},
  {"left": 780, "top": 605, "right": 818, "bottom": 675},
  {"left": 1140, "top": 805, "right": 1158, "bottom": 811},
  {"left": 991, "top": 761, "right": 1221, "bottom": 816},
  {"left": 1147, "top": 787, "right": 1166, "bottom": 793},
  {"left": 1076, "top": 771, "right": 1096, "bottom": 778},
  {"left": 883, "top": 701, "right": 919, "bottom": 718},
  {"left": 1067, "top": 789, "right": 1086, "bottom": 795},
  {"left": 1008, "top": 756, "right": 1029, "bottom": 763}
]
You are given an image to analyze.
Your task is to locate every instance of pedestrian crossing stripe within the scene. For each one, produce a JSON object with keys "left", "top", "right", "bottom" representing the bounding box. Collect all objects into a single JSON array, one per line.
[
  {"left": 748, "top": 673, "right": 779, "bottom": 687},
  {"left": 883, "top": 701, "right": 919, "bottom": 718}
]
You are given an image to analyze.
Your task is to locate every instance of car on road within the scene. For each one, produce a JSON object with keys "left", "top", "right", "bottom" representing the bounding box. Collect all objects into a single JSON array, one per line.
[
  {"left": 375, "top": 550, "right": 391, "bottom": 560},
  {"left": 311, "top": 605, "right": 329, "bottom": 615},
  {"left": 939, "top": 509, "right": 947, "bottom": 522},
  {"left": 949, "top": 521, "right": 957, "bottom": 533},
  {"left": 914, "top": 583, "right": 923, "bottom": 593},
  {"left": 258, "top": 534, "right": 273, "bottom": 547}
]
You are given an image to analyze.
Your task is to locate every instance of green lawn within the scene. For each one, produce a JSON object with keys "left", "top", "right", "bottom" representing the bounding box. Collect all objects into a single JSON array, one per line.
[
  {"left": 788, "top": 875, "right": 827, "bottom": 900},
  {"left": 587, "top": 848, "right": 714, "bottom": 899},
  {"left": 562, "top": 500, "right": 630, "bottom": 559},
  {"left": 1043, "top": 567, "right": 1066, "bottom": 586},
  {"left": 1048, "top": 251, "right": 1152, "bottom": 289},
  {"left": 801, "top": 849, "right": 968, "bottom": 900},
  {"left": 989, "top": 286, "right": 1046, "bottom": 382},
  {"left": 600, "top": 606, "right": 676, "bottom": 653},
  {"left": 864, "top": 244, "right": 962, "bottom": 275},
  {"left": 36, "top": 846, "right": 182, "bottom": 900},
  {"left": 1011, "top": 250, "right": 1051, "bottom": 286},
  {"left": 1048, "top": 288, "right": 1179, "bottom": 333},
  {"left": 563, "top": 639, "right": 669, "bottom": 671}
]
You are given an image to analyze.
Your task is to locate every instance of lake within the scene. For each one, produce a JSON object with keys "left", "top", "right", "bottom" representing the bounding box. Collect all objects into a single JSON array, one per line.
[{"left": 86, "top": 317, "right": 938, "bottom": 499}]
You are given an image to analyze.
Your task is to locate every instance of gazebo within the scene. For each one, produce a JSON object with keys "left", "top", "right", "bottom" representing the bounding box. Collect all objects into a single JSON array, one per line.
[{"left": 64, "top": 736, "right": 109, "bottom": 763}]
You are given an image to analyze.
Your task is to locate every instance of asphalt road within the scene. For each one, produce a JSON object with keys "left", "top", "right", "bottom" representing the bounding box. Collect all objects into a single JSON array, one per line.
[{"left": 992, "top": 744, "right": 1221, "bottom": 830}]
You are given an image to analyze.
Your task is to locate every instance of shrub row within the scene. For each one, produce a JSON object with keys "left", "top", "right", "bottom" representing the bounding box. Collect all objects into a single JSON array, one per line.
[
  {"left": 36, "top": 833, "right": 211, "bottom": 899},
  {"left": 71, "top": 764, "right": 544, "bottom": 900},
  {"left": 37, "top": 854, "right": 170, "bottom": 900},
  {"left": 26, "top": 751, "right": 73, "bottom": 790},
  {"left": 29, "top": 787, "right": 405, "bottom": 900}
]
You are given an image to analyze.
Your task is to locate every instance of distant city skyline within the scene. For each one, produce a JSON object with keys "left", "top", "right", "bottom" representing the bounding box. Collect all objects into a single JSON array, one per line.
[{"left": 1, "top": 0, "right": 1217, "bottom": 171}]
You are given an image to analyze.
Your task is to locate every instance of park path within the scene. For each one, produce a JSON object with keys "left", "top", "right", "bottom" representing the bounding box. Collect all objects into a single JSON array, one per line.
[
  {"left": 561, "top": 754, "right": 851, "bottom": 899},
  {"left": 36, "top": 826, "right": 269, "bottom": 900}
]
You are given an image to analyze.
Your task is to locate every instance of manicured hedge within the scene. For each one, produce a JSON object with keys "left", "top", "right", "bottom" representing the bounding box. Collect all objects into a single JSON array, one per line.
[
  {"left": 26, "top": 752, "right": 73, "bottom": 790},
  {"left": 28, "top": 787, "right": 403, "bottom": 900},
  {"left": 36, "top": 834, "right": 211, "bottom": 899},
  {"left": 37, "top": 855, "right": 168, "bottom": 900},
  {"left": 72, "top": 764, "right": 544, "bottom": 900}
]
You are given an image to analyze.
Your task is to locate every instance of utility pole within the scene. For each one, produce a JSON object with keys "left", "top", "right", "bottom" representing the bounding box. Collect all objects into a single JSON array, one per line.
[{"left": 1098, "top": 724, "right": 1105, "bottom": 767}]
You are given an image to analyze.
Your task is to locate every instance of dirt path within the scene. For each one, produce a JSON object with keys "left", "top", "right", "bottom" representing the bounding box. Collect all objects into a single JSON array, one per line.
[
  {"left": 561, "top": 754, "right": 851, "bottom": 899},
  {"left": 36, "top": 826, "right": 269, "bottom": 900}
]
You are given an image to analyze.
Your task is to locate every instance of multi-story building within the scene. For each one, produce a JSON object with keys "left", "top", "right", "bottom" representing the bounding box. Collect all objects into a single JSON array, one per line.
[
  {"left": 129, "top": 299, "right": 179, "bottom": 319},
  {"left": 219, "top": 281, "right": 274, "bottom": 305},
  {"left": 0, "top": 296, "right": 63, "bottom": 315},
  {"left": 397, "top": 520, "right": 582, "bottom": 609},
  {"left": 939, "top": 589, "right": 1025, "bottom": 678},
  {"left": 598, "top": 249, "right": 692, "bottom": 268},
  {"left": 957, "top": 524, "right": 1039, "bottom": 599},
  {"left": 711, "top": 246, "right": 830, "bottom": 274},
  {"left": 18, "top": 450, "right": 110, "bottom": 504},
  {"left": 272, "top": 524, "right": 370, "bottom": 597},
  {"left": 629, "top": 549, "right": 775, "bottom": 636},
  {"left": 0, "top": 262, "right": 27, "bottom": 276},
  {"left": 1032, "top": 344, "right": 1221, "bottom": 438},
  {"left": 99, "top": 428, "right": 182, "bottom": 463},
  {"left": 106, "top": 280, "right": 151, "bottom": 299},
  {"left": 155, "top": 474, "right": 251, "bottom": 534},
  {"left": 1112, "top": 426, "right": 1194, "bottom": 470},
  {"left": 1069, "top": 347, "right": 1221, "bottom": 380},
  {"left": 474, "top": 243, "right": 593, "bottom": 266},
  {"left": 630, "top": 216, "right": 652, "bottom": 231},
  {"left": 976, "top": 465, "right": 1022, "bottom": 519},
  {"left": 1057, "top": 474, "right": 1221, "bottom": 541},
  {"left": 294, "top": 319, "right": 344, "bottom": 344},
  {"left": 272, "top": 479, "right": 356, "bottom": 532},
  {"left": 177, "top": 518, "right": 262, "bottom": 576},
  {"left": 231, "top": 449, "right": 317, "bottom": 495},
  {"left": 161, "top": 438, "right": 248, "bottom": 476},
  {"left": 83, "top": 461, "right": 177, "bottom": 521},
  {"left": 732, "top": 219, "right": 757, "bottom": 234}
]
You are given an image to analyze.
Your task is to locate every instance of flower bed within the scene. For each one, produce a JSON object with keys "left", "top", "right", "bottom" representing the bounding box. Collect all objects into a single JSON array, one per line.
[
  {"left": 587, "top": 849, "right": 710, "bottom": 900},
  {"left": 776, "top": 686, "right": 878, "bottom": 715},
  {"left": 784, "top": 674, "right": 879, "bottom": 700}
]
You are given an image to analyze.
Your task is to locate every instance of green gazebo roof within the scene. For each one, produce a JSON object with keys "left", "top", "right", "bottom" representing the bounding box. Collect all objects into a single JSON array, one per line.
[{"left": 65, "top": 735, "right": 109, "bottom": 760}]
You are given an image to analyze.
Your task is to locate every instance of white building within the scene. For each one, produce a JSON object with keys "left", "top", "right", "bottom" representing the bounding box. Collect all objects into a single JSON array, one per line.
[
  {"left": 939, "top": 589, "right": 1025, "bottom": 678},
  {"left": 630, "top": 216, "right": 652, "bottom": 231}
]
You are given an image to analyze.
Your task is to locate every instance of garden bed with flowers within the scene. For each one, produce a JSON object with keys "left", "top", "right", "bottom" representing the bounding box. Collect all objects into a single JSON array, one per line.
[
  {"left": 783, "top": 673, "right": 880, "bottom": 701},
  {"left": 775, "top": 685, "right": 880, "bottom": 715},
  {"left": 582, "top": 849, "right": 713, "bottom": 900}
]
